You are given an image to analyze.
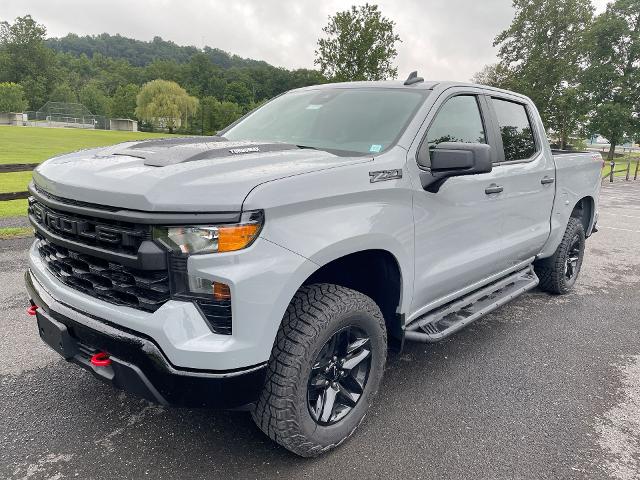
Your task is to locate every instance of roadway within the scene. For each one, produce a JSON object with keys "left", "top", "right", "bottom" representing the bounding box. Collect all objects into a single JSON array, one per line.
[{"left": 1, "top": 181, "right": 639, "bottom": 479}]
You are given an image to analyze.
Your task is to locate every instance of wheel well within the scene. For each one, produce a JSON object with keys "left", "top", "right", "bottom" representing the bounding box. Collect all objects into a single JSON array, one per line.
[
  {"left": 571, "top": 196, "right": 594, "bottom": 236},
  {"left": 303, "top": 250, "right": 403, "bottom": 349}
]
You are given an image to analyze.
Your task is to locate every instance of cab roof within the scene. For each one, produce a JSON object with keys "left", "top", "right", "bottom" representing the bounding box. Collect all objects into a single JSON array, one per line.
[{"left": 292, "top": 80, "right": 532, "bottom": 104}]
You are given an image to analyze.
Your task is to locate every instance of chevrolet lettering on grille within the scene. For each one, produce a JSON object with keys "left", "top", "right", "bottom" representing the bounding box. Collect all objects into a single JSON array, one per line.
[{"left": 29, "top": 200, "right": 146, "bottom": 249}]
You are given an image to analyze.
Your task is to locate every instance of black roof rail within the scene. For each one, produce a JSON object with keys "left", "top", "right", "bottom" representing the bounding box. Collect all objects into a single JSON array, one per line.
[{"left": 404, "top": 71, "right": 424, "bottom": 86}]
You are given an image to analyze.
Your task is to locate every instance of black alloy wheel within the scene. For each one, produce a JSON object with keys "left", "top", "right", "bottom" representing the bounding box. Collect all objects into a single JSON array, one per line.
[
  {"left": 307, "top": 326, "right": 372, "bottom": 426},
  {"left": 565, "top": 234, "right": 582, "bottom": 281},
  {"left": 535, "top": 217, "right": 586, "bottom": 294},
  {"left": 252, "top": 283, "right": 387, "bottom": 457}
]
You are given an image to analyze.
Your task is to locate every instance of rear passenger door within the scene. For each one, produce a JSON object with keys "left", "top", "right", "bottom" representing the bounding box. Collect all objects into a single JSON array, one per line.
[{"left": 485, "top": 94, "right": 555, "bottom": 266}]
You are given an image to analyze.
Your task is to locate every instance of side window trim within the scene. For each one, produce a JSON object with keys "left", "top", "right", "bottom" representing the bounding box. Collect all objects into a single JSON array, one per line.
[
  {"left": 488, "top": 95, "right": 541, "bottom": 165},
  {"left": 415, "top": 93, "right": 496, "bottom": 169},
  {"left": 478, "top": 95, "right": 505, "bottom": 164}
]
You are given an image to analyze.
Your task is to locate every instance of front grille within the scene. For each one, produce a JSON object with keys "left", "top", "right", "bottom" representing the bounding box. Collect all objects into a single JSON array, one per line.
[
  {"left": 31, "top": 191, "right": 233, "bottom": 334},
  {"left": 28, "top": 198, "right": 149, "bottom": 255},
  {"left": 36, "top": 235, "right": 169, "bottom": 311}
]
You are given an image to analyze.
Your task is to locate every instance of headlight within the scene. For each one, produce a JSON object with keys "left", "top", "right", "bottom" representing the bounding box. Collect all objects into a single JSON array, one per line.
[{"left": 153, "top": 210, "right": 264, "bottom": 255}]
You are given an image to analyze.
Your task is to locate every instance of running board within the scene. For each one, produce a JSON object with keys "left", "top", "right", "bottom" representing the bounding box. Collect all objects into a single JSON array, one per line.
[{"left": 404, "top": 266, "right": 539, "bottom": 343}]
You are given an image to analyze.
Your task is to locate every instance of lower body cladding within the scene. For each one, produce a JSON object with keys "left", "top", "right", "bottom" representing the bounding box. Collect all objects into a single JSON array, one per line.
[{"left": 26, "top": 270, "right": 266, "bottom": 408}]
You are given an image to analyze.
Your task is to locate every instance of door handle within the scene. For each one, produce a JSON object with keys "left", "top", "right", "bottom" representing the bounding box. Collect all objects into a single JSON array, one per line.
[
  {"left": 485, "top": 184, "right": 503, "bottom": 194},
  {"left": 541, "top": 176, "right": 555, "bottom": 185}
]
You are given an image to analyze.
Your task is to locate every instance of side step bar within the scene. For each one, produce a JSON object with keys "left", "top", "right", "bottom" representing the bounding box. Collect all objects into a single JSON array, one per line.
[{"left": 404, "top": 265, "right": 539, "bottom": 343}]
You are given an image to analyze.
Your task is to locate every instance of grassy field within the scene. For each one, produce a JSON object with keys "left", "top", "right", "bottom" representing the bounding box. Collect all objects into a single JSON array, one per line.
[
  {"left": 0, "top": 199, "right": 28, "bottom": 217},
  {"left": 0, "top": 126, "right": 169, "bottom": 165},
  {"left": 0, "top": 126, "right": 171, "bottom": 238},
  {"left": 601, "top": 154, "right": 640, "bottom": 178},
  {"left": 0, "top": 171, "right": 33, "bottom": 193},
  {"left": 0, "top": 226, "right": 32, "bottom": 240}
]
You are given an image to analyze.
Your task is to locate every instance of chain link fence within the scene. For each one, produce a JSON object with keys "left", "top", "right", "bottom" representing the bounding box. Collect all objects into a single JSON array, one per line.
[{"left": 23, "top": 102, "right": 109, "bottom": 130}]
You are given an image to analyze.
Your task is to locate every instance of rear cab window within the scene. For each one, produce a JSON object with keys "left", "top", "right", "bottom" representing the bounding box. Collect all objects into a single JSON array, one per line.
[{"left": 491, "top": 98, "right": 537, "bottom": 162}]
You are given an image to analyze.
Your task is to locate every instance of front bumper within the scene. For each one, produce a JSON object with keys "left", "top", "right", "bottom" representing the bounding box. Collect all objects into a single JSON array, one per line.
[
  {"left": 27, "top": 236, "right": 317, "bottom": 370},
  {"left": 26, "top": 269, "right": 266, "bottom": 408}
]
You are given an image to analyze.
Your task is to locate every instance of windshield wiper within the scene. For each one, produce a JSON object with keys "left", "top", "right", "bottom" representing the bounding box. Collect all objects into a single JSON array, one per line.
[{"left": 296, "top": 144, "right": 321, "bottom": 151}]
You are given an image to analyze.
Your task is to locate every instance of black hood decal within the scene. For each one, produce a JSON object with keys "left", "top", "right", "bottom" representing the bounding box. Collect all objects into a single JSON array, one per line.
[{"left": 113, "top": 136, "right": 301, "bottom": 167}]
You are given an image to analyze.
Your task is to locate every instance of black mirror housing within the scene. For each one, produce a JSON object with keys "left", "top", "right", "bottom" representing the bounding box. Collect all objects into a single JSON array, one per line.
[{"left": 418, "top": 142, "right": 493, "bottom": 192}]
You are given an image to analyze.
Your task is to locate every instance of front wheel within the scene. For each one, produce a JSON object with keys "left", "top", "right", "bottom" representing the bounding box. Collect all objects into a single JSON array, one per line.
[
  {"left": 535, "top": 217, "right": 586, "bottom": 294},
  {"left": 252, "top": 283, "right": 387, "bottom": 457}
]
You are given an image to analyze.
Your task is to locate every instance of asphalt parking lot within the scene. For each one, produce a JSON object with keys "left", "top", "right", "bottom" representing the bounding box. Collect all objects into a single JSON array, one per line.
[{"left": 1, "top": 181, "right": 639, "bottom": 480}]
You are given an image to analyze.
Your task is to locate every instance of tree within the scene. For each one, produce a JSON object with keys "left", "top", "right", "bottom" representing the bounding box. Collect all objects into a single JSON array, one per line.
[
  {"left": 184, "top": 53, "right": 217, "bottom": 97},
  {"left": 0, "top": 82, "right": 28, "bottom": 111},
  {"left": 79, "top": 82, "right": 111, "bottom": 115},
  {"left": 470, "top": 63, "right": 513, "bottom": 89},
  {"left": 49, "top": 82, "right": 77, "bottom": 103},
  {"left": 0, "top": 15, "right": 57, "bottom": 109},
  {"left": 315, "top": 4, "right": 401, "bottom": 81},
  {"left": 0, "top": 15, "right": 331, "bottom": 125},
  {"left": 135, "top": 79, "right": 198, "bottom": 133},
  {"left": 143, "top": 59, "right": 183, "bottom": 83},
  {"left": 199, "top": 96, "right": 244, "bottom": 134},
  {"left": 583, "top": 0, "right": 640, "bottom": 159},
  {"left": 110, "top": 83, "right": 139, "bottom": 119},
  {"left": 493, "top": 0, "right": 594, "bottom": 148},
  {"left": 223, "top": 80, "right": 253, "bottom": 105},
  {"left": 287, "top": 68, "right": 327, "bottom": 89}
]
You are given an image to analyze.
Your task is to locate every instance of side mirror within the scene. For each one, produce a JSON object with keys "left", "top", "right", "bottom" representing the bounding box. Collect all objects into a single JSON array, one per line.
[{"left": 418, "top": 142, "right": 493, "bottom": 192}]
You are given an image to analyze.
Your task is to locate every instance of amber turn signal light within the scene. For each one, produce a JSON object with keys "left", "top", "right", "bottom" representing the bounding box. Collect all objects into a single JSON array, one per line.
[
  {"left": 217, "top": 224, "right": 261, "bottom": 253},
  {"left": 213, "top": 282, "right": 231, "bottom": 301}
]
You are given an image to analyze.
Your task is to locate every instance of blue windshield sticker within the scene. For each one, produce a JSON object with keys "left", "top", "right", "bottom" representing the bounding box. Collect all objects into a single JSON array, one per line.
[{"left": 369, "top": 144, "right": 382, "bottom": 153}]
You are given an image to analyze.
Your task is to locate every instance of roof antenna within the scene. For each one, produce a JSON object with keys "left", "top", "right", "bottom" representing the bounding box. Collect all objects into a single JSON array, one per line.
[{"left": 404, "top": 71, "right": 424, "bottom": 86}]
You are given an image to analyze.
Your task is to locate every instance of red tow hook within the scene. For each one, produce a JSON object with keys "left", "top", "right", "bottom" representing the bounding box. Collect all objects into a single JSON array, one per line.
[
  {"left": 26, "top": 305, "right": 38, "bottom": 316},
  {"left": 90, "top": 352, "right": 112, "bottom": 367}
]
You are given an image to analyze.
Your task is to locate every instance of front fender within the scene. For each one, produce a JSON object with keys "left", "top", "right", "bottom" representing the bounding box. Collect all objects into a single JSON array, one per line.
[{"left": 242, "top": 156, "right": 415, "bottom": 314}]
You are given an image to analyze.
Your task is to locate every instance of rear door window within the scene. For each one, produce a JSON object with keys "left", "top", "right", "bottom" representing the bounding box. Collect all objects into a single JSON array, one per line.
[{"left": 491, "top": 98, "right": 537, "bottom": 161}]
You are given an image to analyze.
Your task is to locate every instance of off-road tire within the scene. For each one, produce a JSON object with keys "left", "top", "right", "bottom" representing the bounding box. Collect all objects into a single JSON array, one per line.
[
  {"left": 251, "top": 283, "right": 387, "bottom": 457},
  {"left": 535, "top": 217, "right": 585, "bottom": 294}
]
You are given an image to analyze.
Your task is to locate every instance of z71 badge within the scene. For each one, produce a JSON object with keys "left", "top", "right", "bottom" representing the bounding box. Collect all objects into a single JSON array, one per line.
[{"left": 369, "top": 169, "right": 403, "bottom": 183}]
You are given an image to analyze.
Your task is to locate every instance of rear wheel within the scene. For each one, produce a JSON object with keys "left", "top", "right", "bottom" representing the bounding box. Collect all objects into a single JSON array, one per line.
[
  {"left": 535, "top": 217, "right": 586, "bottom": 294},
  {"left": 252, "top": 283, "right": 387, "bottom": 457}
]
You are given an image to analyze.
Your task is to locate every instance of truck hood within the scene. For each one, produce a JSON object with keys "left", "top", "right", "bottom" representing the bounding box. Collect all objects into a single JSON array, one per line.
[{"left": 32, "top": 137, "right": 370, "bottom": 212}]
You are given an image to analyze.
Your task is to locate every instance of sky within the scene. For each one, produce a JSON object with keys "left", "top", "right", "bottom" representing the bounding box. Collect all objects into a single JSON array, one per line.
[{"left": 0, "top": 0, "right": 612, "bottom": 82}]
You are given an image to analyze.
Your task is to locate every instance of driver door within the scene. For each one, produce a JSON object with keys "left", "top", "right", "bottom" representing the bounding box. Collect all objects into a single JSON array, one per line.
[{"left": 409, "top": 89, "right": 511, "bottom": 316}]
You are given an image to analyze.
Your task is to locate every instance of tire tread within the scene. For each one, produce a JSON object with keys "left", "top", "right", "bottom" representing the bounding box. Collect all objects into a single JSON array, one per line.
[
  {"left": 535, "top": 217, "right": 585, "bottom": 294},
  {"left": 251, "top": 283, "right": 386, "bottom": 457}
]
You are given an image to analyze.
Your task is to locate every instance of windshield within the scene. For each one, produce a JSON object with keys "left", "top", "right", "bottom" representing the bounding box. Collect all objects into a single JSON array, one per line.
[{"left": 222, "top": 88, "right": 429, "bottom": 156}]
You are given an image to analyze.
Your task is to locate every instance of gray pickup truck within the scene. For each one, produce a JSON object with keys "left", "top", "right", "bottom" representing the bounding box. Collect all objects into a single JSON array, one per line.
[{"left": 25, "top": 75, "right": 602, "bottom": 456}]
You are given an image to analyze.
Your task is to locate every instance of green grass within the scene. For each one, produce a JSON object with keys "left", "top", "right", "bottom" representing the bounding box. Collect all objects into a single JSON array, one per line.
[
  {"left": 601, "top": 154, "right": 640, "bottom": 178},
  {"left": 0, "top": 126, "right": 172, "bottom": 220},
  {"left": 0, "top": 199, "right": 28, "bottom": 217},
  {"left": 0, "top": 126, "right": 170, "bottom": 165},
  {"left": 0, "top": 226, "right": 32, "bottom": 239},
  {"left": 0, "top": 171, "right": 33, "bottom": 193}
]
